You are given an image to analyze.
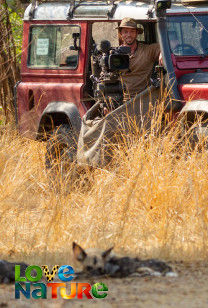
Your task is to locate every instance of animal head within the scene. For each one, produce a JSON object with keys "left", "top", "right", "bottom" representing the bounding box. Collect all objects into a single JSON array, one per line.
[{"left": 72, "top": 242, "right": 114, "bottom": 274}]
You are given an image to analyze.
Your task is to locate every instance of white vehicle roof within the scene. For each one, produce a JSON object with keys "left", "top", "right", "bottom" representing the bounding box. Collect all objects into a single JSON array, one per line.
[{"left": 24, "top": 0, "right": 208, "bottom": 21}]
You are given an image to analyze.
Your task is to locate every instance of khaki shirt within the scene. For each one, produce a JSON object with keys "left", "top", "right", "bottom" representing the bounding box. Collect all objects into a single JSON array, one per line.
[{"left": 121, "top": 42, "right": 160, "bottom": 100}]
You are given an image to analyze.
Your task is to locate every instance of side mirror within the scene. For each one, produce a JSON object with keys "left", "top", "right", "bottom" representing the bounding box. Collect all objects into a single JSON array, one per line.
[
  {"left": 70, "top": 32, "right": 80, "bottom": 51},
  {"left": 155, "top": 0, "right": 171, "bottom": 17}
]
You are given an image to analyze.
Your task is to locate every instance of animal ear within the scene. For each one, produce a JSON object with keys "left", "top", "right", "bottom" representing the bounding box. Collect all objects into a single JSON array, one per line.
[
  {"left": 72, "top": 242, "right": 87, "bottom": 262},
  {"left": 102, "top": 246, "right": 114, "bottom": 259}
]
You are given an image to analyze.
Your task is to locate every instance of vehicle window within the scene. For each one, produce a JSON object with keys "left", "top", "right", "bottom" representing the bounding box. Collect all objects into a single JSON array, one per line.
[
  {"left": 92, "top": 22, "right": 145, "bottom": 48},
  {"left": 167, "top": 15, "right": 208, "bottom": 56},
  {"left": 92, "top": 22, "right": 119, "bottom": 47},
  {"left": 28, "top": 25, "right": 80, "bottom": 69}
]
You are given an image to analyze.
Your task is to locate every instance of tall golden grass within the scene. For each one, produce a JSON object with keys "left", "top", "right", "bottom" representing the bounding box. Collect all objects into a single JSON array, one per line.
[{"left": 0, "top": 106, "right": 208, "bottom": 268}]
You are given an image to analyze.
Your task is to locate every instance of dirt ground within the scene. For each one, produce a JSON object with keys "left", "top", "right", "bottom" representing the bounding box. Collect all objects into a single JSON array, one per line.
[{"left": 0, "top": 262, "right": 208, "bottom": 308}]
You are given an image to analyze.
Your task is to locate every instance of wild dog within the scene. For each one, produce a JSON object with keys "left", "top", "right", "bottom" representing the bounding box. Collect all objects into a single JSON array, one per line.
[
  {"left": 0, "top": 260, "right": 28, "bottom": 284},
  {"left": 72, "top": 242, "right": 114, "bottom": 276},
  {"left": 72, "top": 242, "right": 177, "bottom": 278}
]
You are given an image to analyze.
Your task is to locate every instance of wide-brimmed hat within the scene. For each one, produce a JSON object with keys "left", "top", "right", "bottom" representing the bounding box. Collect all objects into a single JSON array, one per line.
[{"left": 117, "top": 17, "right": 143, "bottom": 34}]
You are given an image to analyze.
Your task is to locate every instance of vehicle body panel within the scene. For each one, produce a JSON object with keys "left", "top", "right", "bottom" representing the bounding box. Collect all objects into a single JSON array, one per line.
[
  {"left": 178, "top": 84, "right": 208, "bottom": 101},
  {"left": 17, "top": 82, "right": 85, "bottom": 138}
]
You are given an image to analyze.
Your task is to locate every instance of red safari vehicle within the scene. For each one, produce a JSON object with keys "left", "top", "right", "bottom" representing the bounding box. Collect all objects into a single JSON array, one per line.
[{"left": 15, "top": 0, "right": 208, "bottom": 167}]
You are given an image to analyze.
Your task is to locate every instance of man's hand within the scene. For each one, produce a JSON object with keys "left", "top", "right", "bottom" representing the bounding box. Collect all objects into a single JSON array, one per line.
[
  {"left": 159, "top": 52, "right": 163, "bottom": 66},
  {"left": 103, "top": 107, "right": 110, "bottom": 116}
]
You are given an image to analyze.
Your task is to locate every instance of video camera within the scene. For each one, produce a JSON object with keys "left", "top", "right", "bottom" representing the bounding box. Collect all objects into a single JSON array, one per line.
[
  {"left": 98, "top": 40, "right": 130, "bottom": 72},
  {"left": 91, "top": 40, "right": 130, "bottom": 115}
]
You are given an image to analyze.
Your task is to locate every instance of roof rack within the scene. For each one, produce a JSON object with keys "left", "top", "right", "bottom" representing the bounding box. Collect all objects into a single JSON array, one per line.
[
  {"left": 26, "top": 0, "right": 156, "bottom": 21},
  {"left": 29, "top": 0, "right": 38, "bottom": 19},
  {"left": 181, "top": 0, "right": 208, "bottom": 4},
  {"left": 28, "top": 0, "right": 119, "bottom": 20},
  {"left": 67, "top": 0, "right": 117, "bottom": 19}
]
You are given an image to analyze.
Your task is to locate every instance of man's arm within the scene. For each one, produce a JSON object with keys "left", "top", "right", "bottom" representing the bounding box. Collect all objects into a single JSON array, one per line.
[{"left": 149, "top": 43, "right": 161, "bottom": 62}]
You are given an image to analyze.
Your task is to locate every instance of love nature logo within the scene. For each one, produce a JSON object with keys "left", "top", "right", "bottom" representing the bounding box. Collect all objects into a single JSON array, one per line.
[{"left": 15, "top": 264, "right": 108, "bottom": 300}]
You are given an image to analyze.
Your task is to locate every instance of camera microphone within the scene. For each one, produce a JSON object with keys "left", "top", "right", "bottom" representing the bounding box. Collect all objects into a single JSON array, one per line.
[{"left": 100, "top": 40, "right": 111, "bottom": 53}]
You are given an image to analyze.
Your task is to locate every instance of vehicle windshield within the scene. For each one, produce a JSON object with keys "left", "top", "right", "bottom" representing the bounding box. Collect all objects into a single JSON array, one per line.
[{"left": 167, "top": 15, "right": 208, "bottom": 56}]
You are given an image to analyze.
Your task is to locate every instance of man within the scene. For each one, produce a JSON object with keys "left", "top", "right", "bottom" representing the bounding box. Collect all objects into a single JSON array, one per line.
[
  {"left": 118, "top": 17, "right": 162, "bottom": 100},
  {"left": 77, "top": 18, "right": 162, "bottom": 167}
]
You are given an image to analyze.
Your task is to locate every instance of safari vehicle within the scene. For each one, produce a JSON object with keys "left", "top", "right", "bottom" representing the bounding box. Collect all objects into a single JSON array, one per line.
[{"left": 15, "top": 0, "right": 208, "bottom": 167}]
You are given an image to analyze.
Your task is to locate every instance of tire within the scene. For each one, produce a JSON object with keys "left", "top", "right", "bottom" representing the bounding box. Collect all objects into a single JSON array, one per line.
[
  {"left": 190, "top": 125, "right": 208, "bottom": 150},
  {"left": 45, "top": 124, "right": 78, "bottom": 178}
]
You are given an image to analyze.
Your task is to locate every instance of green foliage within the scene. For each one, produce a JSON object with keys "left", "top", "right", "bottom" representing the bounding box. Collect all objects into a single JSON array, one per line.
[
  {"left": 5, "top": 0, "right": 24, "bottom": 63},
  {"left": 9, "top": 8, "right": 23, "bottom": 61}
]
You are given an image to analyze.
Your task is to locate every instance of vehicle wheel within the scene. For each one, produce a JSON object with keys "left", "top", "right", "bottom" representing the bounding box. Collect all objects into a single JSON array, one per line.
[
  {"left": 189, "top": 125, "right": 208, "bottom": 150},
  {"left": 45, "top": 124, "right": 78, "bottom": 180}
]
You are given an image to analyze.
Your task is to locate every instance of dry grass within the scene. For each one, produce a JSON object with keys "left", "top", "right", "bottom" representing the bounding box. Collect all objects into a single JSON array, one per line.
[{"left": 0, "top": 108, "right": 208, "bottom": 268}]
